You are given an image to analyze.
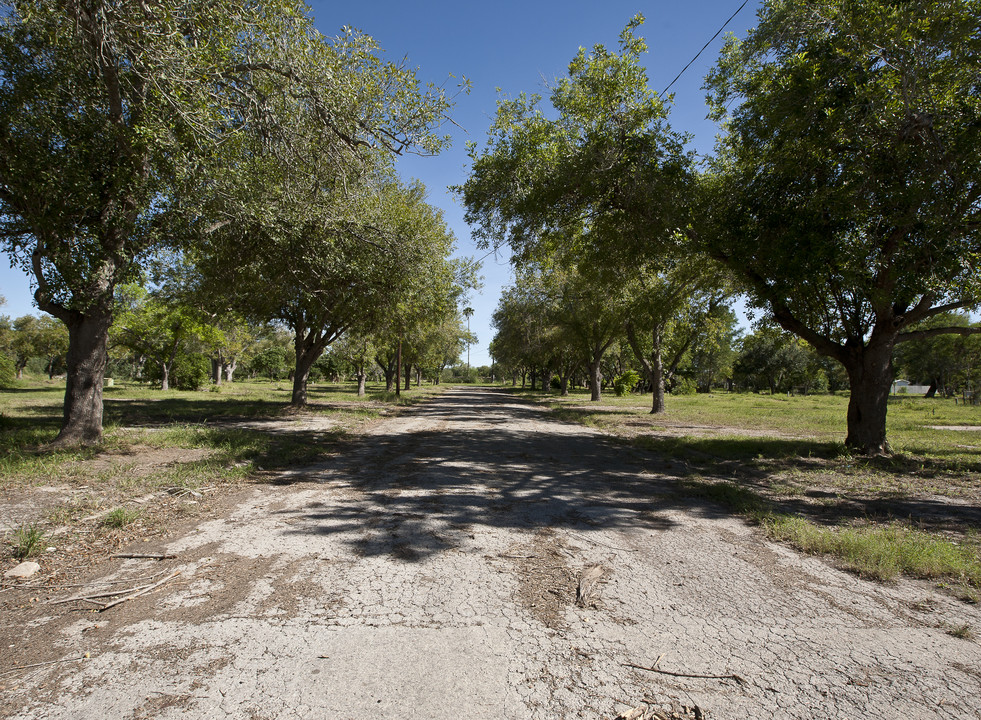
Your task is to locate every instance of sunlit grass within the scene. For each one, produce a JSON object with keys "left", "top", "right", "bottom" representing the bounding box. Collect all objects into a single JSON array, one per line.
[{"left": 762, "top": 515, "right": 981, "bottom": 587}]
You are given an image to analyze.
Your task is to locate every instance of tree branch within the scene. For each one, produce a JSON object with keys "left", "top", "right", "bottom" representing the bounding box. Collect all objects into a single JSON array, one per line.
[{"left": 896, "top": 325, "right": 981, "bottom": 343}]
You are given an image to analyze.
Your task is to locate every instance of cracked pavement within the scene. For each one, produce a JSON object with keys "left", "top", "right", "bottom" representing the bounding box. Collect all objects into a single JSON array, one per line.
[{"left": 3, "top": 386, "right": 980, "bottom": 719}]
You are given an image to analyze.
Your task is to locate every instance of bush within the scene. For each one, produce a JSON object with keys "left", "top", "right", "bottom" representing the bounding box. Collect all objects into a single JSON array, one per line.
[
  {"left": 613, "top": 370, "right": 642, "bottom": 396},
  {"left": 550, "top": 375, "right": 562, "bottom": 391},
  {"left": 0, "top": 352, "right": 14, "bottom": 388},
  {"left": 672, "top": 377, "right": 697, "bottom": 395},
  {"left": 172, "top": 354, "right": 211, "bottom": 390},
  {"left": 144, "top": 353, "right": 211, "bottom": 390}
]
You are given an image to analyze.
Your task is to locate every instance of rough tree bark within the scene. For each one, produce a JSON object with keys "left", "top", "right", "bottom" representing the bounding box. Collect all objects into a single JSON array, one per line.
[
  {"left": 54, "top": 309, "right": 112, "bottom": 446},
  {"left": 840, "top": 340, "right": 896, "bottom": 455},
  {"left": 588, "top": 353, "right": 602, "bottom": 402}
]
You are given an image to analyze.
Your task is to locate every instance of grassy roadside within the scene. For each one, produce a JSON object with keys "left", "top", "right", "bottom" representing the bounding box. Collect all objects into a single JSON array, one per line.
[
  {"left": 0, "top": 377, "right": 447, "bottom": 570},
  {"left": 534, "top": 388, "right": 981, "bottom": 600}
]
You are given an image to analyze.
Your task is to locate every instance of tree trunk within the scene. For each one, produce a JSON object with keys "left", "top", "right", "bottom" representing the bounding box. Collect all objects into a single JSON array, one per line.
[
  {"left": 395, "top": 338, "right": 402, "bottom": 397},
  {"left": 211, "top": 357, "right": 221, "bottom": 386},
  {"left": 161, "top": 339, "right": 180, "bottom": 391},
  {"left": 650, "top": 326, "right": 666, "bottom": 414},
  {"left": 291, "top": 351, "right": 317, "bottom": 406},
  {"left": 925, "top": 380, "right": 938, "bottom": 399},
  {"left": 843, "top": 343, "right": 895, "bottom": 455},
  {"left": 560, "top": 374, "right": 570, "bottom": 396},
  {"left": 589, "top": 354, "right": 602, "bottom": 401},
  {"left": 291, "top": 335, "right": 324, "bottom": 407},
  {"left": 224, "top": 359, "right": 236, "bottom": 383},
  {"left": 404, "top": 362, "right": 411, "bottom": 390},
  {"left": 357, "top": 372, "right": 366, "bottom": 397},
  {"left": 54, "top": 310, "right": 112, "bottom": 446}
]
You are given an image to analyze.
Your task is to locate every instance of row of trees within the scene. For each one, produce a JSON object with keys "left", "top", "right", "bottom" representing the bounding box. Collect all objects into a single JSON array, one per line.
[
  {"left": 0, "top": 1, "right": 475, "bottom": 444},
  {"left": 461, "top": 2, "right": 981, "bottom": 454}
]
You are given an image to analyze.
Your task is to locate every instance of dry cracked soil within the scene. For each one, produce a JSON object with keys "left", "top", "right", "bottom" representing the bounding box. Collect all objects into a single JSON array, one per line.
[{"left": 2, "top": 386, "right": 980, "bottom": 719}]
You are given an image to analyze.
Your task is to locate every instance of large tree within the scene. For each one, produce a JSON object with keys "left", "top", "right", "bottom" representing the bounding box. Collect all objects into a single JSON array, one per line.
[
  {"left": 460, "top": 17, "right": 702, "bottom": 403},
  {"left": 703, "top": 0, "right": 981, "bottom": 453},
  {"left": 0, "top": 1, "right": 454, "bottom": 444}
]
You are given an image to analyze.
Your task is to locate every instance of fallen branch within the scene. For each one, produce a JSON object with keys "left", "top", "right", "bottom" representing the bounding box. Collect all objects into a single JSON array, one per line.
[
  {"left": 567, "top": 531, "right": 635, "bottom": 552},
  {"left": 110, "top": 553, "right": 177, "bottom": 560},
  {"left": 0, "top": 655, "right": 89, "bottom": 678},
  {"left": 99, "top": 570, "right": 181, "bottom": 611},
  {"left": 623, "top": 662, "right": 746, "bottom": 685},
  {"left": 576, "top": 564, "right": 608, "bottom": 607},
  {"left": 50, "top": 586, "right": 151, "bottom": 605}
]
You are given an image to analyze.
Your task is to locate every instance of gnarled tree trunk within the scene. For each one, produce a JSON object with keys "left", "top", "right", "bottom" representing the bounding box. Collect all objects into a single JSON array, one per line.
[
  {"left": 55, "top": 309, "right": 112, "bottom": 446},
  {"left": 588, "top": 354, "right": 602, "bottom": 402},
  {"left": 842, "top": 341, "right": 895, "bottom": 455}
]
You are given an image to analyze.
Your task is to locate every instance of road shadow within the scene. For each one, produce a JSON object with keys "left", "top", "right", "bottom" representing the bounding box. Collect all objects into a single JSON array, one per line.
[
  {"left": 273, "top": 387, "right": 779, "bottom": 563},
  {"left": 272, "top": 387, "right": 981, "bottom": 563}
]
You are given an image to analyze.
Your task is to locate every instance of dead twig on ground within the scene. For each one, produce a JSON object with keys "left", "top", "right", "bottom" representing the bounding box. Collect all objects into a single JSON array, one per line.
[
  {"left": 567, "top": 531, "right": 635, "bottom": 552},
  {"left": 98, "top": 570, "right": 181, "bottom": 610},
  {"left": 0, "top": 655, "right": 89, "bottom": 678},
  {"left": 624, "top": 661, "right": 746, "bottom": 685},
  {"left": 110, "top": 553, "right": 177, "bottom": 560}
]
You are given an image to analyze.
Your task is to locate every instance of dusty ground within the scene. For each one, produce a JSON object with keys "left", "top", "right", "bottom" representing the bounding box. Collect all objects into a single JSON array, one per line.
[{"left": 1, "top": 387, "right": 980, "bottom": 719}]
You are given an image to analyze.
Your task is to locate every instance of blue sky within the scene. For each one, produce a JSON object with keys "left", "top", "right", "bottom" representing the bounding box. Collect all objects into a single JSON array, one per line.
[{"left": 0, "top": 1, "right": 762, "bottom": 366}]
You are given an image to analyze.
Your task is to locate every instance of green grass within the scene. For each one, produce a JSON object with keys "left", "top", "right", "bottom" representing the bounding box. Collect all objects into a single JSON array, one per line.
[
  {"left": 101, "top": 507, "right": 142, "bottom": 528},
  {"left": 677, "top": 477, "right": 981, "bottom": 590},
  {"left": 945, "top": 624, "right": 975, "bottom": 640},
  {"left": 761, "top": 515, "right": 981, "bottom": 586},
  {"left": 9, "top": 521, "right": 46, "bottom": 558}
]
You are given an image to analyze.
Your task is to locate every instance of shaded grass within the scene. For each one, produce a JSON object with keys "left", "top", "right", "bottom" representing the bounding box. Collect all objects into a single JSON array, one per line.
[
  {"left": 0, "top": 378, "right": 446, "bottom": 552},
  {"left": 0, "top": 378, "right": 442, "bottom": 481}
]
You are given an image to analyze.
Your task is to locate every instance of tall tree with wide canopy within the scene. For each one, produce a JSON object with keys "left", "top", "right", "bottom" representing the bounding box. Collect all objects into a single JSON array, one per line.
[
  {"left": 704, "top": 0, "right": 981, "bottom": 453},
  {"left": 0, "top": 1, "right": 455, "bottom": 444},
  {"left": 459, "top": 16, "right": 703, "bottom": 403}
]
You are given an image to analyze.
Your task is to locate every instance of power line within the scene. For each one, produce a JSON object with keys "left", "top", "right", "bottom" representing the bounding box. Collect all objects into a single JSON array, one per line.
[{"left": 660, "top": 0, "right": 751, "bottom": 97}]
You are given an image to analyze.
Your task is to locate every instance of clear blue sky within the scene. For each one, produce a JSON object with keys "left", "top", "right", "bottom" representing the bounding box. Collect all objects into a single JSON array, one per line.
[{"left": 0, "top": 1, "right": 762, "bottom": 366}]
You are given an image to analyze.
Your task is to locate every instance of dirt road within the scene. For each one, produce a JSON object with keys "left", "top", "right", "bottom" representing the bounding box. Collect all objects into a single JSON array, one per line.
[{"left": 3, "top": 387, "right": 980, "bottom": 719}]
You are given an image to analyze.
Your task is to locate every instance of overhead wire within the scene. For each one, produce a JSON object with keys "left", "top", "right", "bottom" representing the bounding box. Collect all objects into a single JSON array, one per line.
[{"left": 660, "top": 0, "right": 751, "bottom": 97}]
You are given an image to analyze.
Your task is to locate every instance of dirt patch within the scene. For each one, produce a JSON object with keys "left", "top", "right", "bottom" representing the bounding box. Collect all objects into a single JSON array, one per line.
[{"left": 506, "top": 528, "right": 577, "bottom": 629}]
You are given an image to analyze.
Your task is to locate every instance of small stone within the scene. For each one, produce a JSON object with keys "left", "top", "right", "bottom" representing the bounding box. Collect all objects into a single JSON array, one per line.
[
  {"left": 5, "top": 561, "right": 41, "bottom": 579},
  {"left": 46, "top": 547, "right": 56, "bottom": 552}
]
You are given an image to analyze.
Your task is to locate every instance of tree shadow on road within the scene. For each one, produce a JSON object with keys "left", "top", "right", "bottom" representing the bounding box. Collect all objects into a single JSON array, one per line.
[
  {"left": 270, "top": 388, "right": 770, "bottom": 563},
  {"left": 269, "top": 387, "right": 981, "bottom": 565}
]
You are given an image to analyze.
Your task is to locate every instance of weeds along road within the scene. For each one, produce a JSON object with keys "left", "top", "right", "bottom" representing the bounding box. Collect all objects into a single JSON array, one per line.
[{"left": 3, "top": 386, "right": 980, "bottom": 719}]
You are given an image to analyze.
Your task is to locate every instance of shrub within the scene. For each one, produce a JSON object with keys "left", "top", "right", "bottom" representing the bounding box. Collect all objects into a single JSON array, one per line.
[
  {"left": 0, "top": 352, "right": 14, "bottom": 388},
  {"left": 144, "top": 353, "right": 212, "bottom": 390},
  {"left": 672, "top": 377, "right": 697, "bottom": 395},
  {"left": 613, "top": 370, "right": 642, "bottom": 396}
]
